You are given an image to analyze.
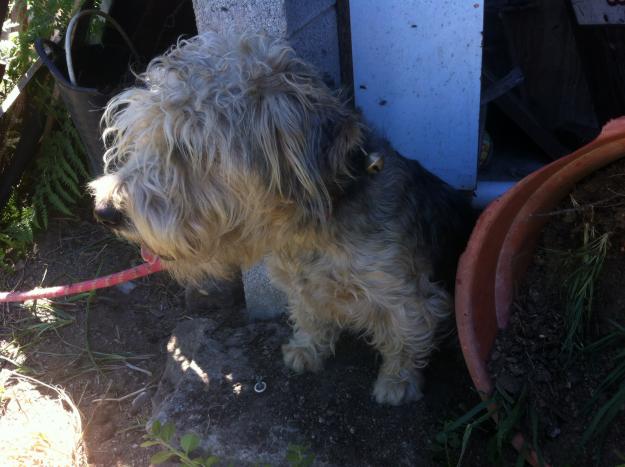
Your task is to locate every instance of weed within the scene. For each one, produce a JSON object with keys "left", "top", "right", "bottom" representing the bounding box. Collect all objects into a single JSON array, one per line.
[
  {"left": 555, "top": 222, "right": 609, "bottom": 354},
  {"left": 581, "top": 322, "right": 625, "bottom": 449},
  {"left": 19, "top": 298, "right": 76, "bottom": 337},
  {"left": 141, "top": 420, "right": 218, "bottom": 467},
  {"left": 285, "top": 444, "right": 315, "bottom": 467},
  {"left": 1, "top": 292, "right": 151, "bottom": 380},
  {"left": 433, "top": 398, "right": 494, "bottom": 467},
  {"left": 433, "top": 385, "right": 543, "bottom": 467},
  {"left": 0, "top": 193, "right": 35, "bottom": 269},
  {"left": 141, "top": 420, "right": 317, "bottom": 467}
]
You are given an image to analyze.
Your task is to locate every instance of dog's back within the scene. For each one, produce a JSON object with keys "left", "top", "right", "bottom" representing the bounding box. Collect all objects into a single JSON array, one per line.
[{"left": 332, "top": 146, "right": 475, "bottom": 290}]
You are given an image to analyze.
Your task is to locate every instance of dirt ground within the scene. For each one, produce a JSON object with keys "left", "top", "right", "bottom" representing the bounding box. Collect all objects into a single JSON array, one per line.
[
  {"left": 0, "top": 207, "right": 187, "bottom": 466},
  {"left": 1, "top": 204, "right": 497, "bottom": 466},
  {"left": 489, "top": 158, "right": 625, "bottom": 466}
]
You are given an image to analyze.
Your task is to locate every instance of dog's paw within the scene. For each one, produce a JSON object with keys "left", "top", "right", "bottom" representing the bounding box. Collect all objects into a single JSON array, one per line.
[
  {"left": 282, "top": 342, "right": 324, "bottom": 373},
  {"left": 372, "top": 370, "right": 424, "bottom": 405}
]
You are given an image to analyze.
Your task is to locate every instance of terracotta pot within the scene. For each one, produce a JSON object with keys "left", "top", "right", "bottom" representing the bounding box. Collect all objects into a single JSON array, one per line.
[{"left": 455, "top": 117, "right": 625, "bottom": 464}]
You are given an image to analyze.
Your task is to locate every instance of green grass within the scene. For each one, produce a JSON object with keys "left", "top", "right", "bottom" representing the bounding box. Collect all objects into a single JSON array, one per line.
[
  {"left": 1, "top": 292, "right": 152, "bottom": 380},
  {"left": 581, "top": 322, "right": 625, "bottom": 450},
  {"left": 555, "top": 223, "right": 610, "bottom": 354},
  {"left": 432, "top": 385, "right": 541, "bottom": 467}
]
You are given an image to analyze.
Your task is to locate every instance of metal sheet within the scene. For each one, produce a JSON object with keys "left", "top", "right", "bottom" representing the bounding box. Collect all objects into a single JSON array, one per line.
[{"left": 350, "top": 0, "right": 484, "bottom": 190}]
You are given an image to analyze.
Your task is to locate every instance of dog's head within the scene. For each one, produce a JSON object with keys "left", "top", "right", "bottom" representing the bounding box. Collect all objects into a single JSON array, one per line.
[{"left": 89, "top": 32, "right": 362, "bottom": 283}]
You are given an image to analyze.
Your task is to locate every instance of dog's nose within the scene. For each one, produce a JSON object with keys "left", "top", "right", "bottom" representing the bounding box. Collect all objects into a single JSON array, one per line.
[{"left": 94, "top": 204, "right": 123, "bottom": 227}]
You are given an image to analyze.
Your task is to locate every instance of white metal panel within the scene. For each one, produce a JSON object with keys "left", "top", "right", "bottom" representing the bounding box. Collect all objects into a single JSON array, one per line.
[{"left": 350, "top": 0, "right": 484, "bottom": 190}]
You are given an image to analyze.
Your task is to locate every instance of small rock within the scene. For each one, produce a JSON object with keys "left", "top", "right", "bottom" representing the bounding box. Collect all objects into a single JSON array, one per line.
[
  {"left": 116, "top": 281, "right": 137, "bottom": 294},
  {"left": 547, "top": 426, "right": 561, "bottom": 439},
  {"left": 534, "top": 367, "right": 552, "bottom": 383},
  {"left": 130, "top": 391, "right": 150, "bottom": 414},
  {"left": 567, "top": 370, "right": 581, "bottom": 385},
  {"left": 497, "top": 373, "right": 522, "bottom": 394},
  {"left": 509, "top": 364, "right": 526, "bottom": 377}
]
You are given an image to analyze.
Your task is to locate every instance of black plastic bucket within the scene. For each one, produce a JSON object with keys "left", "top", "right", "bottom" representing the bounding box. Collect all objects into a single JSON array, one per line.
[{"left": 35, "top": 10, "right": 141, "bottom": 176}]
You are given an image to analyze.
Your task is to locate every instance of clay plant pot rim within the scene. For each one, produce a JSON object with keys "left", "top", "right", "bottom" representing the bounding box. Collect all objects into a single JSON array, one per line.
[{"left": 455, "top": 117, "right": 625, "bottom": 466}]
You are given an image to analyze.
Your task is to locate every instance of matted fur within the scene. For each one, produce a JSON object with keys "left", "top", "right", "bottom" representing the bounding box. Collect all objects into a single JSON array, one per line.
[{"left": 89, "top": 31, "right": 473, "bottom": 405}]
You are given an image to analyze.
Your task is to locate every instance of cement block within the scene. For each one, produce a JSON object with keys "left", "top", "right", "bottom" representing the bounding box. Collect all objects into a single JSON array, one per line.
[
  {"left": 192, "top": 0, "right": 287, "bottom": 36},
  {"left": 192, "top": 0, "right": 340, "bottom": 86},
  {"left": 242, "top": 261, "right": 288, "bottom": 320}
]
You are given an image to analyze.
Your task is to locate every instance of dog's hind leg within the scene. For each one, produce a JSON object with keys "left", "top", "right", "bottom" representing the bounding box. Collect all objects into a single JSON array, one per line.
[
  {"left": 282, "top": 300, "right": 341, "bottom": 373},
  {"left": 371, "top": 276, "right": 451, "bottom": 405}
]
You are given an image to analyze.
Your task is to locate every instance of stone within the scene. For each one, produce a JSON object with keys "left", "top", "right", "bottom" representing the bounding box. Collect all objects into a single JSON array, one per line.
[
  {"left": 150, "top": 317, "right": 320, "bottom": 466},
  {"left": 149, "top": 313, "right": 435, "bottom": 466}
]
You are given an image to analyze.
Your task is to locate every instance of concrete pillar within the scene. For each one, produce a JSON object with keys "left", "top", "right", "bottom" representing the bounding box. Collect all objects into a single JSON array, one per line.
[
  {"left": 191, "top": 0, "right": 342, "bottom": 318},
  {"left": 192, "top": 0, "right": 340, "bottom": 86}
]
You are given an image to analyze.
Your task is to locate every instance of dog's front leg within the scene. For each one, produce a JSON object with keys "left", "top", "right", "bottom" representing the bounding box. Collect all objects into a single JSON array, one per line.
[
  {"left": 282, "top": 300, "right": 341, "bottom": 373},
  {"left": 371, "top": 282, "right": 451, "bottom": 405},
  {"left": 370, "top": 318, "right": 426, "bottom": 406}
]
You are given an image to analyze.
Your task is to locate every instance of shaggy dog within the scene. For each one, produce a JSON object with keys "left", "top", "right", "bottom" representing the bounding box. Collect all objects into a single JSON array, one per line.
[{"left": 89, "top": 31, "right": 474, "bottom": 405}]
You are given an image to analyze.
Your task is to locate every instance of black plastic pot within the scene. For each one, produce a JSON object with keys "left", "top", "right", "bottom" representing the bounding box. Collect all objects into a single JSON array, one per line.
[{"left": 35, "top": 10, "right": 141, "bottom": 176}]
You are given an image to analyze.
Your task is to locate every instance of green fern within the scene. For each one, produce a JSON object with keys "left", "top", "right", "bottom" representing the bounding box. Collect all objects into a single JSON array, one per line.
[
  {"left": 31, "top": 101, "right": 88, "bottom": 227},
  {"left": 0, "top": 1, "right": 95, "bottom": 268},
  {"left": 3, "top": 0, "right": 80, "bottom": 90},
  {"left": 0, "top": 191, "right": 35, "bottom": 268}
]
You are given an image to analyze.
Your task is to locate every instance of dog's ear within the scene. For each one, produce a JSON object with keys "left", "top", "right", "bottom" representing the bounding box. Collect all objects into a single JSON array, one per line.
[{"left": 248, "top": 51, "right": 363, "bottom": 222}]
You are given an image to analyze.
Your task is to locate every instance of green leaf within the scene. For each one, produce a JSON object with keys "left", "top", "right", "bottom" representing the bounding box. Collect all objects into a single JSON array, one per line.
[
  {"left": 286, "top": 444, "right": 314, "bottom": 467},
  {"left": 437, "top": 398, "right": 493, "bottom": 436},
  {"left": 59, "top": 152, "right": 79, "bottom": 181},
  {"left": 160, "top": 422, "right": 176, "bottom": 443},
  {"left": 150, "top": 451, "right": 175, "bottom": 465},
  {"left": 140, "top": 440, "right": 161, "bottom": 448},
  {"left": 62, "top": 137, "right": 89, "bottom": 179},
  {"left": 151, "top": 420, "right": 162, "bottom": 436},
  {"left": 43, "top": 180, "right": 74, "bottom": 217},
  {"left": 181, "top": 433, "right": 200, "bottom": 454},
  {"left": 456, "top": 423, "right": 473, "bottom": 467},
  {"left": 52, "top": 177, "right": 76, "bottom": 205},
  {"left": 202, "top": 456, "right": 220, "bottom": 466}
]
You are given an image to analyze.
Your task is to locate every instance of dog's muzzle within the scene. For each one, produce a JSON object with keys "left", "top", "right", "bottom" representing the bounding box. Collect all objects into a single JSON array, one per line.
[{"left": 93, "top": 204, "right": 124, "bottom": 227}]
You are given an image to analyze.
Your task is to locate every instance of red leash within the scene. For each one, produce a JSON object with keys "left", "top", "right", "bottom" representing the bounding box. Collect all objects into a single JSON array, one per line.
[{"left": 0, "top": 248, "right": 164, "bottom": 303}]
